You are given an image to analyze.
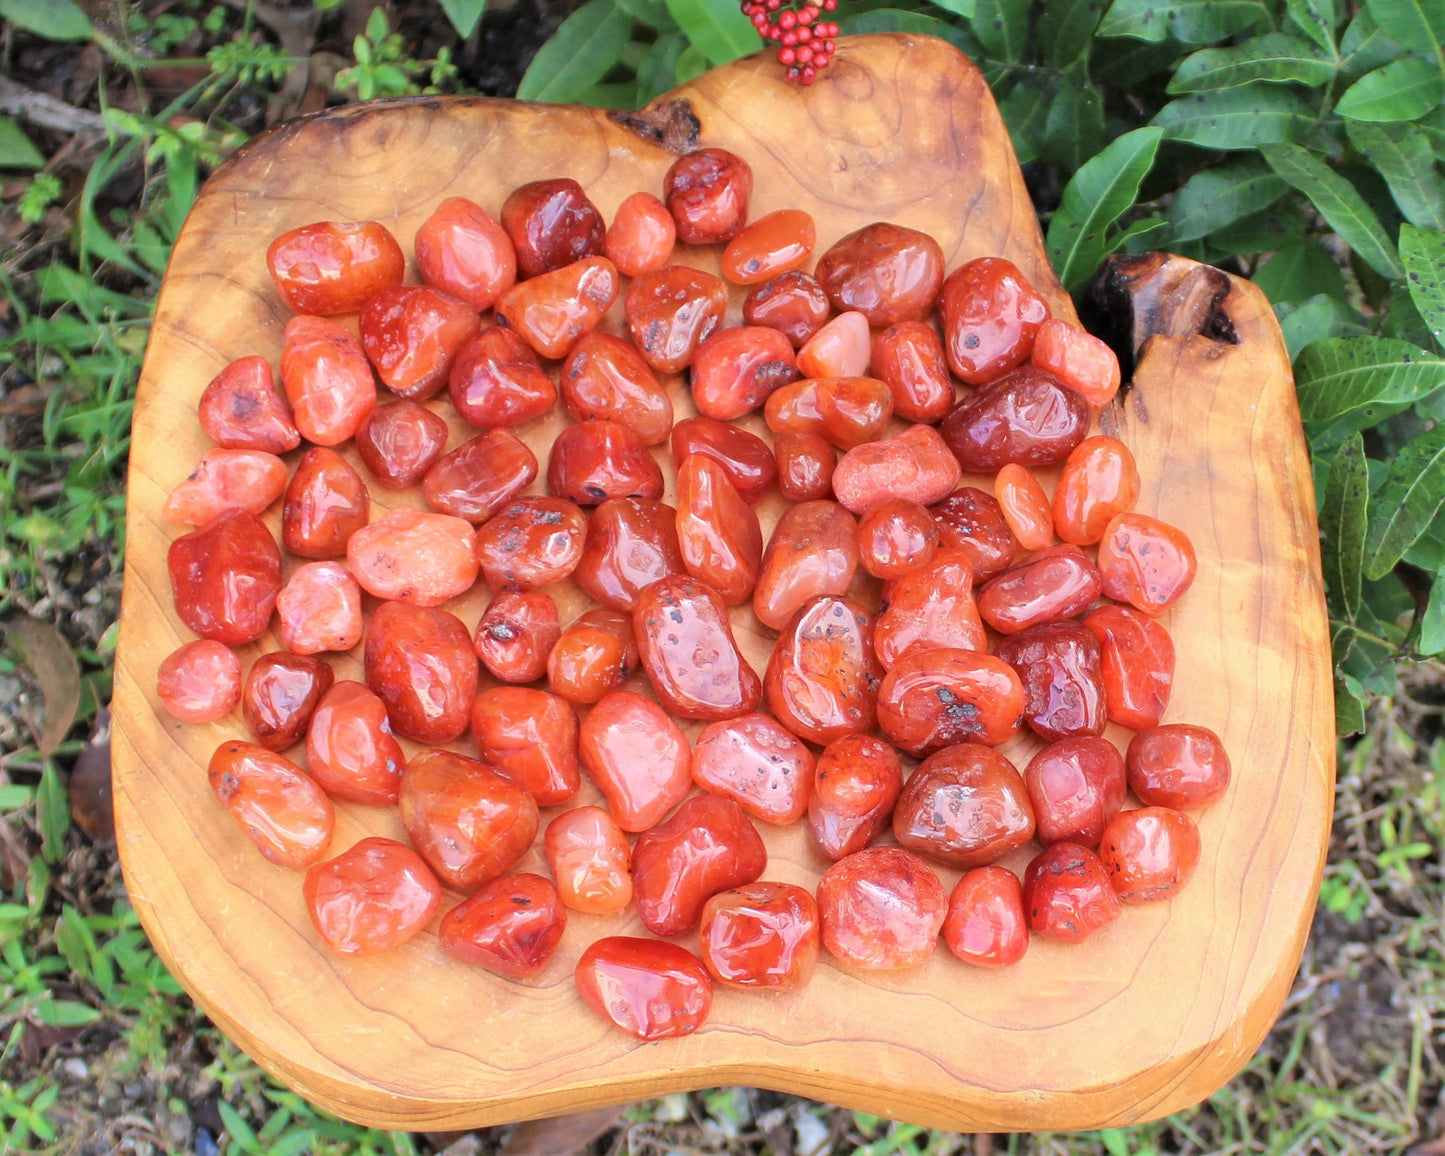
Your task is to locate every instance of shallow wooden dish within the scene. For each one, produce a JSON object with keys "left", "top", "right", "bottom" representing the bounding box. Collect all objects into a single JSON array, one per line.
[{"left": 112, "top": 33, "right": 1335, "bottom": 1133}]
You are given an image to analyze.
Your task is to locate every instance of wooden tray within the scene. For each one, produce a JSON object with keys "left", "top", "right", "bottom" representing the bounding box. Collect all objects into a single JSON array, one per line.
[{"left": 111, "top": 33, "right": 1335, "bottom": 1134}]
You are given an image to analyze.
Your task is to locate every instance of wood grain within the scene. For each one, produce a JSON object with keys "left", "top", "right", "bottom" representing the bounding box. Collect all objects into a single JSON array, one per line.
[{"left": 111, "top": 34, "right": 1334, "bottom": 1133}]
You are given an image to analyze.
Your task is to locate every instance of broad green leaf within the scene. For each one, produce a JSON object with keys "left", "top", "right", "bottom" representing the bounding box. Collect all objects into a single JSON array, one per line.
[
  {"left": 613, "top": 0, "right": 675, "bottom": 26},
  {"left": 1296, "top": 335, "right": 1445, "bottom": 421},
  {"left": 1334, "top": 669, "right": 1366, "bottom": 734},
  {"left": 637, "top": 31, "right": 686, "bottom": 100},
  {"left": 517, "top": 0, "right": 633, "bottom": 102},
  {"left": 1098, "top": 0, "right": 1270, "bottom": 45},
  {"left": 1261, "top": 143, "right": 1403, "bottom": 278},
  {"left": 1401, "top": 224, "right": 1445, "bottom": 351},
  {"left": 1039, "top": 0, "right": 1102, "bottom": 67},
  {"left": 1093, "top": 36, "right": 1189, "bottom": 85},
  {"left": 0, "top": 116, "right": 43, "bottom": 169},
  {"left": 1046, "top": 127, "right": 1163, "bottom": 291},
  {"left": 1168, "top": 34, "right": 1336, "bottom": 92},
  {"left": 1164, "top": 159, "right": 1289, "bottom": 242},
  {"left": 0, "top": 0, "right": 92, "bottom": 39},
  {"left": 1346, "top": 122, "right": 1445, "bottom": 231},
  {"left": 1340, "top": 10, "right": 1406, "bottom": 75},
  {"left": 1384, "top": 280, "right": 1438, "bottom": 347},
  {"left": 570, "top": 82, "right": 640, "bottom": 108},
  {"left": 971, "top": 0, "right": 1029, "bottom": 61},
  {"left": 664, "top": 0, "right": 756, "bottom": 64},
  {"left": 437, "top": 0, "right": 486, "bottom": 38},
  {"left": 33, "top": 998, "right": 100, "bottom": 1027},
  {"left": 1336, "top": 55, "right": 1445, "bottom": 122},
  {"left": 1285, "top": 0, "right": 1337, "bottom": 55},
  {"left": 1117, "top": 216, "right": 1169, "bottom": 251},
  {"left": 926, "top": 0, "right": 976, "bottom": 16},
  {"left": 1210, "top": 205, "right": 1307, "bottom": 253},
  {"left": 998, "top": 76, "right": 1051, "bottom": 165},
  {"left": 1253, "top": 238, "right": 1347, "bottom": 304},
  {"left": 1363, "top": 425, "right": 1445, "bottom": 578},
  {"left": 1418, "top": 569, "right": 1445, "bottom": 654},
  {"left": 1152, "top": 85, "right": 1314, "bottom": 150},
  {"left": 1363, "top": 0, "right": 1444, "bottom": 57},
  {"left": 1041, "top": 76, "right": 1105, "bottom": 171},
  {"left": 675, "top": 43, "right": 707, "bottom": 83},
  {"left": 1321, "top": 432, "right": 1368, "bottom": 619},
  {"left": 843, "top": 7, "right": 981, "bottom": 54},
  {"left": 1277, "top": 294, "right": 1340, "bottom": 358},
  {"left": 1419, "top": 106, "right": 1445, "bottom": 161}
]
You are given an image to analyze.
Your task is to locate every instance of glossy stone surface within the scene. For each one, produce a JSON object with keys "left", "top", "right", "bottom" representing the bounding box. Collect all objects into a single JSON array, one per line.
[
  {"left": 692, "top": 712, "right": 815, "bottom": 825},
  {"left": 1098, "top": 807, "right": 1201, "bottom": 903},
  {"left": 807, "top": 734, "right": 903, "bottom": 862},
  {"left": 1126, "top": 724, "right": 1231, "bottom": 810},
  {"left": 931, "top": 487, "right": 1018, "bottom": 581},
  {"left": 625, "top": 265, "right": 729, "bottom": 373},
  {"left": 358, "top": 284, "right": 478, "bottom": 401},
  {"left": 424, "top": 429, "right": 539, "bottom": 525},
  {"left": 279, "top": 315, "right": 377, "bottom": 446},
  {"left": 893, "top": 743, "right": 1035, "bottom": 868},
  {"left": 303, "top": 837, "right": 441, "bottom": 955},
  {"left": 994, "top": 621, "right": 1108, "bottom": 742},
  {"left": 832, "top": 423, "right": 962, "bottom": 515},
  {"left": 874, "top": 548, "right": 986, "bottom": 670},
  {"left": 995, "top": 462, "right": 1054, "bottom": 551},
  {"left": 938, "top": 256, "right": 1050, "bottom": 384},
  {"left": 634, "top": 575, "right": 761, "bottom": 721},
  {"left": 1022, "top": 842, "right": 1122, "bottom": 944},
  {"left": 814, "top": 221, "right": 945, "bottom": 326},
  {"left": 977, "top": 545, "right": 1102, "bottom": 636},
  {"left": 943, "top": 867, "right": 1029, "bottom": 969},
  {"left": 699, "top": 882, "right": 820, "bottom": 989},
  {"left": 876, "top": 648, "right": 1024, "bottom": 755},
  {"left": 857, "top": 499, "right": 938, "bottom": 580},
  {"left": 363, "top": 601, "right": 477, "bottom": 743},
  {"left": 156, "top": 640, "right": 242, "bottom": 723},
  {"left": 1083, "top": 605, "right": 1176, "bottom": 731},
  {"left": 774, "top": 431, "right": 835, "bottom": 502},
  {"left": 796, "top": 311, "right": 871, "bottom": 379},
  {"left": 1097, "top": 513, "right": 1198, "bottom": 616},
  {"left": 1031, "top": 318, "right": 1121, "bottom": 408},
  {"left": 472, "top": 591, "right": 560, "bottom": 683},
  {"left": 870, "top": 321, "right": 954, "bottom": 423},
  {"left": 346, "top": 508, "right": 478, "bottom": 607},
  {"left": 940, "top": 366, "right": 1090, "bottom": 473},
  {"left": 816, "top": 847, "right": 947, "bottom": 971},
  {"left": 753, "top": 500, "right": 858, "bottom": 632},
  {"left": 197, "top": 355, "right": 300, "bottom": 454},
  {"left": 545, "top": 806, "right": 633, "bottom": 915},
  {"left": 1024, "top": 737, "right": 1127, "bottom": 847},
  {"left": 675, "top": 455, "right": 763, "bottom": 605},
  {"left": 448, "top": 326, "right": 557, "bottom": 429},
  {"left": 242, "top": 652, "right": 334, "bottom": 751},
  {"left": 207, "top": 740, "right": 334, "bottom": 868},
  {"left": 276, "top": 561, "right": 363, "bottom": 655},
  {"left": 742, "top": 271, "right": 829, "bottom": 347},
  {"left": 670, "top": 417, "right": 777, "bottom": 505},
  {"left": 474, "top": 497, "right": 587, "bottom": 591},
  {"left": 470, "top": 686, "right": 580, "bottom": 807},
  {"left": 764, "top": 595, "right": 882, "bottom": 745},
  {"left": 547, "top": 419, "right": 664, "bottom": 507},
  {"left": 575, "top": 937, "right": 713, "bottom": 1041},
  {"left": 604, "top": 191, "right": 675, "bottom": 276},
  {"left": 355, "top": 400, "right": 449, "bottom": 489},
  {"left": 546, "top": 608, "right": 638, "bottom": 704},
  {"left": 305, "top": 681, "right": 406, "bottom": 806},
  {"left": 664, "top": 147, "right": 752, "bottom": 244},
  {"left": 500, "top": 178, "right": 605, "bottom": 278},
  {"left": 439, "top": 873, "right": 567, "bottom": 979},
  {"left": 575, "top": 497, "right": 685, "bottom": 611},
  {"left": 560, "top": 331, "right": 673, "bottom": 446},
  {"left": 1054, "top": 436, "right": 1140, "bottom": 546},
  {"left": 721, "top": 209, "right": 815, "bottom": 284},
  {"left": 764, "top": 377, "right": 893, "bottom": 450},
  {"left": 494, "top": 256, "right": 619, "bottom": 360},
  {"left": 168, "top": 511, "right": 281, "bottom": 645},
  {"left": 414, "top": 196, "right": 516, "bottom": 310},
  {"left": 267, "top": 219, "right": 404, "bottom": 315},
  {"left": 163, "top": 448, "right": 287, "bottom": 527},
  {"left": 282, "top": 447, "right": 369, "bottom": 559},
  {"left": 579, "top": 690, "right": 692, "bottom": 831},
  {"left": 690, "top": 326, "right": 798, "bottom": 421}
]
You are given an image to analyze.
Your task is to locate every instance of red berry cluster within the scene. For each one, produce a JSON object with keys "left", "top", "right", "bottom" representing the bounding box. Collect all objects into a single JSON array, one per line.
[{"left": 740, "top": 0, "right": 841, "bottom": 85}]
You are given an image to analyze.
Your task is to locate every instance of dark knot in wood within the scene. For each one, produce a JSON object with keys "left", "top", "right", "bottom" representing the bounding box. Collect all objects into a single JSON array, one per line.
[{"left": 608, "top": 99, "right": 702, "bottom": 156}]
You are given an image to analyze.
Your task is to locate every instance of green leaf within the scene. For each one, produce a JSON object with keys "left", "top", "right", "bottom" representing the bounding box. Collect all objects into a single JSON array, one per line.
[
  {"left": 1363, "top": 0, "right": 1444, "bottom": 57},
  {"left": 1347, "top": 122, "right": 1445, "bottom": 231},
  {"left": 32, "top": 998, "right": 100, "bottom": 1027},
  {"left": 1334, "top": 668, "right": 1366, "bottom": 733},
  {"left": 0, "top": 785, "right": 32, "bottom": 811},
  {"left": 614, "top": 0, "right": 675, "bottom": 26},
  {"left": 0, "top": 116, "right": 44, "bottom": 169},
  {"left": 1285, "top": 0, "right": 1337, "bottom": 55},
  {"left": 1098, "top": 0, "right": 1271, "bottom": 45},
  {"left": 1418, "top": 568, "right": 1445, "bottom": 653},
  {"left": 1296, "top": 335, "right": 1445, "bottom": 421},
  {"left": 1340, "top": 10, "right": 1406, "bottom": 75},
  {"left": 1363, "top": 425, "right": 1445, "bottom": 578},
  {"left": 971, "top": 0, "right": 1029, "bottom": 60},
  {"left": 1046, "top": 126, "right": 1163, "bottom": 291},
  {"left": 675, "top": 43, "right": 706, "bottom": 83},
  {"left": 0, "top": 0, "right": 92, "bottom": 39},
  {"left": 1152, "top": 85, "right": 1315, "bottom": 150},
  {"left": 664, "top": 0, "right": 756, "bottom": 64},
  {"left": 1277, "top": 294, "right": 1341, "bottom": 357},
  {"left": 926, "top": 0, "right": 976, "bottom": 16},
  {"left": 219, "top": 1102, "right": 264, "bottom": 1156},
  {"left": 1039, "top": 0, "right": 1102, "bottom": 67},
  {"left": 1164, "top": 158, "right": 1289, "bottom": 242},
  {"left": 35, "top": 761, "right": 68, "bottom": 864},
  {"left": 1253, "top": 238, "right": 1348, "bottom": 305},
  {"left": 843, "top": 7, "right": 981, "bottom": 54},
  {"left": 518, "top": 0, "right": 634, "bottom": 102},
  {"left": 436, "top": 0, "right": 486, "bottom": 38},
  {"left": 54, "top": 905, "right": 96, "bottom": 981},
  {"left": 1168, "top": 33, "right": 1336, "bottom": 92},
  {"left": 1336, "top": 55, "right": 1445, "bottom": 122},
  {"left": 637, "top": 31, "right": 686, "bottom": 101},
  {"left": 1041, "top": 75, "right": 1105, "bottom": 171},
  {"left": 1321, "top": 432, "right": 1368, "bottom": 619},
  {"left": 1210, "top": 205, "right": 1307, "bottom": 252},
  {"left": 998, "top": 76, "right": 1052, "bottom": 165},
  {"left": 1401, "top": 224, "right": 1445, "bottom": 352},
  {"left": 1261, "top": 143, "right": 1403, "bottom": 278}
]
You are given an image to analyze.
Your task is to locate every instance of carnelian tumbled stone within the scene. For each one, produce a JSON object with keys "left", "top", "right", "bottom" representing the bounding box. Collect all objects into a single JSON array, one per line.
[
  {"left": 743, "top": 271, "right": 830, "bottom": 348},
  {"left": 700, "top": 882, "right": 820, "bottom": 989},
  {"left": 753, "top": 499, "right": 858, "bottom": 632},
  {"left": 625, "top": 266, "right": 729, "bottom": 373},
  {"left": 1097, "top": 513, "right": 1198, "bottom": 616},
  {"left": 347, "top": 507, "right": 478, "bottom": 606},
  {"left": 545, "top": 806, "right": 633, "bottom": 915},
  {"left": 413, "top": 196, "right": 516, "bottom": 310},
  {"left": 1023, "top": 842, "right": 1121, "bottom": 943},
  {"left": 764, "top": 377, "right": 893, "bottom": 450},
  {"left": 1031, "top": 318, "right": 1122, "bottom": 408},
  {"left": 208, "top": 740, "right": 334, "bottom": 868},
  {"left": 870, "top": 321, "right": 954, "bottom": 424},
  {"left": 470, "top": 686, "right": 580, "bottom": 807},
  {"left": 1054, "top": 437, "right": 1140, "bottom": 546},
  {"left": 267, "top": 220, "right": 404, "bottom": 316},
  {"left": 877, "top": 648, "right": 1024, "bottom": 755},
  {"left": 560, "top": 331, "right": 673, "bottom": 446},
  {"left": 774, "top": 431, "right": 835, "bottom": 502},
  {"left": 198, "top": 356, "right": 300, "bottom": 453},
  {"left": 399, "top": 748, "right": 539, "bottom": 891},
  {"left": 157, "top": 640, "right": 241, "bottom": 724},
  {"left": 675, "top": 455, "right": 763, "bottom": 605},
  {"left": 242, "top": 652, "right": 334, "bottom": 751},
  {"left": 305, "top": 681, "right": 406, "bottom": 806},
  {"left": 691, "top": 326, "right": 799, "bottom": 422},
  {"left": 575, "top": 497, "right": 685, "bottom": 612},
  {"left": 494, "top": 256, "right": 619, "bottom": 360},
  {"left": 501, "top": 178, "right": 605, "bottom": 278},
  {"left": 671, "top": 417, "right": 777, "bottom": 505},
  {"left": 796, "top": 311, "right": 871, "bottom": 379},
  {"left": 807, "top": 734, "right": 903, "bottom": 862},
  {"left": 634, "top": 575, "right": 761, "bottom": 721},
  {"left": 1126, "top": 724, "right": 1231, "bottom": 810},
  {"left": 363, "top": 600, "right": 477, "bottom": 744},
  {"left": 944, "top": 867, "right": 1029, "bottom": 969},
  {"left": 282, "top": 447, "right": 369, "bottom": 559},
  {"left": 932, "top": 488, "right": 1018, "bottom": 581},
  {"left": 893, "top": 743, "right": 1035, "bottom": 868},
  {"left": 279, "top": 316, "right": 377, "bottom": 446},
  {"left": 857, "top": 499, "right": 939, "bottom": 580},
  {"left": 938, "top": 256, "right": 1050, "bottom": 384},
  {"left": 664, "top": 147, "right": 752, "bottom": 244},
  {"left": 604, "top": 191, "right": 675, "bottom": 276},
  {"left": 832, "top": 423, "right": 962, "bottom": 515},
  {"left": 814, "top": 222, "right": 945, "bottom": 326},
  {"left": 473, "top": 591, "right": 560, "bottom": 683},
  {"left": 475, "top": 497, "right": 587, "bottom": 591},
  {"left": 722, "top": 209, "right": 815, "bottom": 285},
  {"left": 874, "top": 548, "right": 986, "bottom": 670},
  {"left": 440, "top": 873, "right": 567, "bottom": 979},
  {"left": 764, "top": 595, "right": 881, "bottom": 745},
  {"left": 164, "top": 449, "right": 287, "bottom": 527},
  {"left": 355, "top": 401, "right": 449, "bottom": 489},
  {"left": 547, "top": 420, "right": 664, "bottom": 507},
  {"left": 168, "top": 511, "right": 281, "bottom": 645},
  {"left": 941, "top": 367, "right": 1090, "bottom": 473},
  {"left": 579, "top": 690, "right": 692, "bottom": 832},
  {"left": 692, "top": 713, "right": 815, "bottom": 825},
  {"left": 423, "top": 429, "right": 538, "bottom": 525},
  {"left": 817, "top": 847, "right": 947, "bottom": 971},
  {"left": 358, "top": 285, "right": 478, "bottom": 401},
  {"left": 632, "top": 794, "right": 767, "bottom": 937},
  {"left": 994, "top": 621, "right": 1108, "bottom": 742},
  {"left": 547, "top": 608, "right": 638, "bottom": 704},
  {"left": 576, "top": 937, "right": 713, "bottom": 1041},
  {"left": 1098, "top": 807, "right": 1201, "bottom": 903},
  {"left": 303, "top": 837, "right": 441, "bottom": 955},
  {"left": 276, "top": 561, "right": 363, "bottom": 655},
  {"left": 1024, "top": 737, "right": 1127, "bottom": 847},
  {"left": 977, "top": 544, "right": 1102, "bottom": 636},
  {"left": 1084, "top": 605, "right": 1176, "bottom": 730},
  {"left": 995, "top": 462, "right": 1054, "bottom": 551},
  {"left": 449, "top": 326, "right": 557, "bottom": 429}
]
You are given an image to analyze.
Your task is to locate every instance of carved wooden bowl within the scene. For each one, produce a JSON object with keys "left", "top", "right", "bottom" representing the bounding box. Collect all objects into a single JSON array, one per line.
[{"left": 112, "top": 33, "right": 1334, "bottom": 1133}]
